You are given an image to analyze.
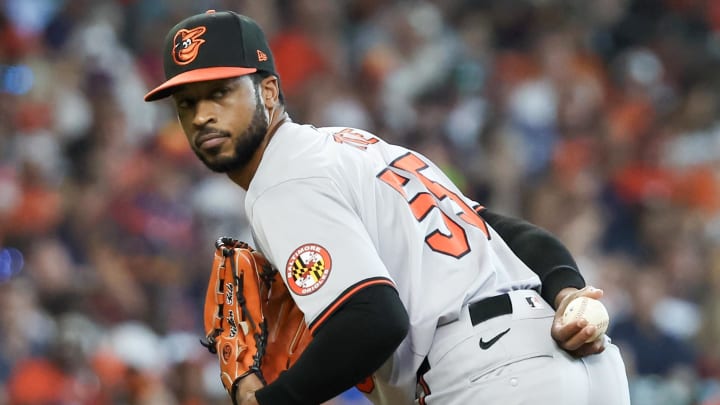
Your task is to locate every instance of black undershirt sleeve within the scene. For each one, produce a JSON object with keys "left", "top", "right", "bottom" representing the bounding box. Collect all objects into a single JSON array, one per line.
[
  {"left": 478, "top": 208, "right": 586, "bottom": 308},
  {"left": 255, "top": 284, "right": 409, "bottom": 405}
]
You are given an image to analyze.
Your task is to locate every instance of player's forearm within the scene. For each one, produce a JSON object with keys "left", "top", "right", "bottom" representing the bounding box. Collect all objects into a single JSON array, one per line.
[
  {"left": 538, "top": 266, "right": 586, "bottom": 309},
  {"left": 255, "top": 284, "right": 409, "bottom": 404},
  {"left": 478, "top": 209, "right": 586, "bottom": 308}
]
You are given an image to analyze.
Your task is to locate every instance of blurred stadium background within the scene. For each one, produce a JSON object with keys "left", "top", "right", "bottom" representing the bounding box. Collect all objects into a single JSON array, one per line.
[{"left": 1, "top": 0, "right": 720, "bottom": 404}]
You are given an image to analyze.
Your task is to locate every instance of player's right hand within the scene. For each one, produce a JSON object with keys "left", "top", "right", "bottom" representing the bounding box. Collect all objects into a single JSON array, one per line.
[{"left": 551, "top": 286, "right": 607, "bottom": 358}]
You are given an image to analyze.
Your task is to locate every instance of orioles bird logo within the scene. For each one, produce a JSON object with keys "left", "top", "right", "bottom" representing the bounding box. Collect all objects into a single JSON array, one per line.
[{"left": 172, "top": 26, "right": 207, "bottom": 65}]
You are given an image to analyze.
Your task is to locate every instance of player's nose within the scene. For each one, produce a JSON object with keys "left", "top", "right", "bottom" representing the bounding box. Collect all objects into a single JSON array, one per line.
[{"left": 192, "top": 99, "right": 218, "bottom": 128}]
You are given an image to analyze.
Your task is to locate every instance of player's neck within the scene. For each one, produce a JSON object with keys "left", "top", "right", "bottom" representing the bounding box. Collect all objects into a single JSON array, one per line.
[{"left": 227, "top": 109, "right": 289, "bottom": 189}]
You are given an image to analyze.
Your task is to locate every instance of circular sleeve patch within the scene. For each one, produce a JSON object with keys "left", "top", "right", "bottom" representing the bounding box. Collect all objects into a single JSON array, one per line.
[{"left": 286, "top": 244, "right": 332, "bottom": 295}]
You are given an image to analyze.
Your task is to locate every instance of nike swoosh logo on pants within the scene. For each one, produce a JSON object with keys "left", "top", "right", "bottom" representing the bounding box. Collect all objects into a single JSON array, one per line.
[{"left": 479, "top": 328, "right": 511, "bottom": 350}]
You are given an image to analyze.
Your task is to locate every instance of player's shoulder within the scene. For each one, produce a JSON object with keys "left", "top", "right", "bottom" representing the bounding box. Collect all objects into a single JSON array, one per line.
[{"left": 251, "top": 124, "right": 348, "bottom": 190}]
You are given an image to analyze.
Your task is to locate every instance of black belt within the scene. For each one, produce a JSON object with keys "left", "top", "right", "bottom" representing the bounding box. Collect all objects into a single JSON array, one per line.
[{"left": 469, "top": 293, "right": 513, "bottom": 326}]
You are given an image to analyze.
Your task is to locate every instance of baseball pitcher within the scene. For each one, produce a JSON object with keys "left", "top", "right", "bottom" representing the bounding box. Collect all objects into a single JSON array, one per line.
[{"left": 144, "top": 10, "right": 631, "bottom": 405}]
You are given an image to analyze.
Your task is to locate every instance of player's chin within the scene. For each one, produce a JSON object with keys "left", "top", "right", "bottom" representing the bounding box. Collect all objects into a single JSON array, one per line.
[{"left": 198, "top": 152, "right": 242, "bottom": 173}]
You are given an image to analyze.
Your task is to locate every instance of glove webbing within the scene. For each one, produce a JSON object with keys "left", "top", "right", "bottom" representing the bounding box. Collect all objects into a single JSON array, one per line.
[
  {"left": 201, "top": 238, "right": 247, "bottom": 353},
  {"left": 227, "top": 245, "right": 269, "bottom": 384},
  {"left": 226, "top": 244, "right": 269, "bottom": 404}
]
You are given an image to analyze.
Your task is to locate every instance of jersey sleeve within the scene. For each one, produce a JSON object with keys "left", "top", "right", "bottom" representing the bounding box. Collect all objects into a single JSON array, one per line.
[{"left": 248, "top": 176, "right": 396, "bottom": 332}]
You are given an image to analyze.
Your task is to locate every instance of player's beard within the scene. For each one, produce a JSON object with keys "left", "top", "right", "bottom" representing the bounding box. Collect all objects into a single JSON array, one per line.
[{"left": 195, "top": 93, "right": 269, "bottom": 173}]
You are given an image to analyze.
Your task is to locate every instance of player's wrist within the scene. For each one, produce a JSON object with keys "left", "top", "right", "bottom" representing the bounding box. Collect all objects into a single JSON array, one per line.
[
  {"left": 233, "top": 373, "right": 264, "bottom": 405},
  {"left": 235, "top": 390, "right": 259, "bottom": 405}
]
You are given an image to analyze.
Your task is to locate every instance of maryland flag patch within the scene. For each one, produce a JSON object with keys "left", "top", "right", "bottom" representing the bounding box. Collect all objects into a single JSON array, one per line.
[{"left": 286, "top": 244, "right": 332, "bottom": 295}]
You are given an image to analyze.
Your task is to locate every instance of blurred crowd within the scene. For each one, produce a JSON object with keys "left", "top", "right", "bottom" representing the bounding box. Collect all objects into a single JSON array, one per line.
[{"left": 1, "top": 0, "right": 720, "bottom": 404}]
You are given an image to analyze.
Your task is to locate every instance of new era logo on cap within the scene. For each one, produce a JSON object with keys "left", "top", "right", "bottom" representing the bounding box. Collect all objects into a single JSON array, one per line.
[{"left": 144, "top": 10, "right": 277, "bottom": 101}]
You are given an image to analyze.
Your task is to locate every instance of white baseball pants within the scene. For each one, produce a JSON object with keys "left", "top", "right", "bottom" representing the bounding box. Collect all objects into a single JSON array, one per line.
[{"left": 415, "top": 290, "right": 631, "bottom": 405}]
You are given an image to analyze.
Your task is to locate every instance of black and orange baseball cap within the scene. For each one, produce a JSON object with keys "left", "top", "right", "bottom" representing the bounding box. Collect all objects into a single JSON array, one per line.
[{"left": 144, "top": 10, "right": 276, "bottom": 101}]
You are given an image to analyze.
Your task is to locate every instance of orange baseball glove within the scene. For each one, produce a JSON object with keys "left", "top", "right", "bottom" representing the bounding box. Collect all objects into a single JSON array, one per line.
[{"left": 202, "top": 237, "right": 312, "bottom": 403}]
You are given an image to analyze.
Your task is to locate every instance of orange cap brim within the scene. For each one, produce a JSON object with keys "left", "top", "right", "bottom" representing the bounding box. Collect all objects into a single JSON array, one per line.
[{"left": 144, "top": 66, "right": 258, "bottom": 101}]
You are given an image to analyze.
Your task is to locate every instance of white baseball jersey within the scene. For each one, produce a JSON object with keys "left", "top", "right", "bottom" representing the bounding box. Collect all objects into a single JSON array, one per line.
[{"left": 245, "top": 122, "right": 542, "bottom": 401}]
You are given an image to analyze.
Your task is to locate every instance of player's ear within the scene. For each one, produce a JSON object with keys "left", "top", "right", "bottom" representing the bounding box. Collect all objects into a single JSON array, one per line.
[{"left": 260, "top": 75, "right": 279, "bottom": 108}]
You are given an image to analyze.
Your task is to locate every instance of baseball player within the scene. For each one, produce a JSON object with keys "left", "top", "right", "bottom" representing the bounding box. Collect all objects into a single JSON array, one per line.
[{"left": 144, "top": 10, "right": 631, "bottom": 405}]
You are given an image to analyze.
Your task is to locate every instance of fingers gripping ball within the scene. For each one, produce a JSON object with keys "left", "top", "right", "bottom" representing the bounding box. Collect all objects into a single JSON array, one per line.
[
  {"left": 561, "top": 296, "right": 609, "bottom": 343},
  {"left": 201, "top": 237, "right": 312, "bottom": 403}
]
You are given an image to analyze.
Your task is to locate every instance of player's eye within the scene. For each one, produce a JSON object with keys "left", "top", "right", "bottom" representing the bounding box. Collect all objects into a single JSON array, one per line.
[
  {"left": 211, "top": 86, "right": 230, "bottom": 100},
  {"left": 176, "top": 98, "right": 193, "bottom": 109}
]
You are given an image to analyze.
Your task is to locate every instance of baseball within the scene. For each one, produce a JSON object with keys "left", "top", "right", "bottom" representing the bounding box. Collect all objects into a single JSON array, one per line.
[{"left": 561, "top": 296, "right": 609, "bottom": 342}]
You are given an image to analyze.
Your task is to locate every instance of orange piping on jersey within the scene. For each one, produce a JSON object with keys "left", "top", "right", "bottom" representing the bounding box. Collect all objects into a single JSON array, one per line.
[
  {"left": 417, "top": 374, "right": 430, "bottom": 405},
  {"left": 355, "top": 376, "right": 375, "bottom": 393},
  {"left": 309, "top": 278, "right": 396, "bottom": 335}
]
